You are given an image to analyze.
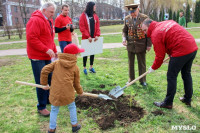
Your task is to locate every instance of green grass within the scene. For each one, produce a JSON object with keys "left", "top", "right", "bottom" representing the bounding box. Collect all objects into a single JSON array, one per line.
[
  {"left": 187, "top": 29, "right": 200, "bottom": 39},
  {"left": 187, "top": 22, "right": 200, "bottom": 28},
  {"left": 0, "top": 43, "right": 27, "bottom": 50},
  {"left": 100, "top": 24, "right": 123, "bottom": 33},
  {"left": 0, "top": 43, "right": 200, "bottom": 132},
  {"left": 74, "top": 24, "right": 123, "bottom": 35},
  {"left": 0, "top": 34, "right": 27, "bottom": 43}
]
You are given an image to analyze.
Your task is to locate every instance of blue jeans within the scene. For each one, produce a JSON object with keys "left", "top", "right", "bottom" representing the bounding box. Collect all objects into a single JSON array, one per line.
[
  {"left": 49, "top": 102, "right": 78, "bottom": 129},
  {"left": 30, "top": 59, "right": 52, "bottom": 110},
  {"left": 59, "top": 41, "right": 72, "bottom": 53}
]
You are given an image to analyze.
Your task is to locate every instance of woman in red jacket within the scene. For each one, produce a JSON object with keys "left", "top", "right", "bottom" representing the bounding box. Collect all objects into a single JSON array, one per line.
[{"left": 79, "top": 1, "right": 100, "bottom": 75}]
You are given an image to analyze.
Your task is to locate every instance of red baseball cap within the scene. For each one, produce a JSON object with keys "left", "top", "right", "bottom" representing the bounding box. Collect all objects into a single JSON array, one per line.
[{"left": 63, "top": 44, "right": 85, "bottom": 54}]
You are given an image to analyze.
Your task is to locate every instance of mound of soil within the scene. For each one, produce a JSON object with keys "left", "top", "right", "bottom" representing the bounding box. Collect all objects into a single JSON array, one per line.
[
  {"left": 75, "top": 90, "right": 145, "bottom": 130},
  {"left": 99, "top": 84, "right": 105, "bottom": 88},
  {"left": 151, "top": 110, "right": 165, "bottom": 116}
]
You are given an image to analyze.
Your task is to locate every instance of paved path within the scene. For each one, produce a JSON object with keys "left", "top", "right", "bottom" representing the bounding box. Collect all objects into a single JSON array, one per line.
[
  {"left": 0, "top": 43, "right": 124, "bottom": 56},
  {"left": 0, "top": 32, "right": 121, "bottom": 45}
]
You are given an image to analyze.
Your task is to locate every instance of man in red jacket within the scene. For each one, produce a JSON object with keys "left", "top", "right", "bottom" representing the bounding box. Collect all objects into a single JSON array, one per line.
[
  {"left": 142, "top": 19, "right": 198, "bottom": 109},
  {"left": 26, "top": 2, "right": 57, "bottom": 116}
]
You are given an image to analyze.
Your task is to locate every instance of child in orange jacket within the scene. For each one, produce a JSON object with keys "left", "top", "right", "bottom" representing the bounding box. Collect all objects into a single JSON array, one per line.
[{"left": 40, "top": 44, "right": 85, "bottom": 133}]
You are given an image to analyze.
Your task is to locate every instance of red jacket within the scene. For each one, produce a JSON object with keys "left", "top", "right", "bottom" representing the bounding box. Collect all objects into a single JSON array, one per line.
[
  {"left": 147, "top": 20, "right": 198, "bottom": 70},
  {"left": 26, "top": 10, "right": 57, "bottom": 60},
  {"left": 79, "top": 13, "right": 100, "bottom": 39}
]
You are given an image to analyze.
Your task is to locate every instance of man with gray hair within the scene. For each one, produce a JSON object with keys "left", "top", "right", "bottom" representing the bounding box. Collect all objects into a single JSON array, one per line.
[{"left": 26, "top": 2, "right": 57, "bottom": 116}]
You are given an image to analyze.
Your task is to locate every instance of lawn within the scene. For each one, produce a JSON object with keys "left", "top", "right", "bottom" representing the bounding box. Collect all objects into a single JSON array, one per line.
[
  {"left": 187, "top": 22, "right": 200, "bottom": 28},
  {"left": 186, "top": 29, "right": 200, "bottom": 39},
  {"left": 0, "top": 43, "right": 199, "bottom": 132}
]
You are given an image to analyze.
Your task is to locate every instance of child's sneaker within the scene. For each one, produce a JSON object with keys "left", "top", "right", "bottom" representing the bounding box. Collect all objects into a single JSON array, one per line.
[
  {"left": 89, "top": 68, "right": 96, "bottom": 73},
  {"left": 83, "top": 69, "right": 87, "bottom": 75},
  {"left": 72, "top": 124, "right": 81, "bottom": 133}
]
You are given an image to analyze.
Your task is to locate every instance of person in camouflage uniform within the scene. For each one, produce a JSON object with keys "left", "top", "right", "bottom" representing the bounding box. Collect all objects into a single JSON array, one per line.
[{"left": 122, "top": 4, "right": 152, "bottom": 86}]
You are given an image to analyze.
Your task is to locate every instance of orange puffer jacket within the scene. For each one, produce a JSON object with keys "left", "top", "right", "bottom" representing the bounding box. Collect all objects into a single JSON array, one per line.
[{"left": 40, "top": 53, "right": 83, "bottom": 106}]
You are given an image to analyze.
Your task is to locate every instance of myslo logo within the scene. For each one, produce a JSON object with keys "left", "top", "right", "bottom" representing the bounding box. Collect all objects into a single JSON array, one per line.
[{"left": 171, "top": 125, "right": 196, "bottom": 130}]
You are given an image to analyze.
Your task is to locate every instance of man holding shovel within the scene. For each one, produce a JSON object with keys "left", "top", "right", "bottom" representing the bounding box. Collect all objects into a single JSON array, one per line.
[
  {"left": 122, "top": 3, "right": 152, "bottom": 86},
  {"left": 142, "top": 19, "right": 198, "bottom": 109}
]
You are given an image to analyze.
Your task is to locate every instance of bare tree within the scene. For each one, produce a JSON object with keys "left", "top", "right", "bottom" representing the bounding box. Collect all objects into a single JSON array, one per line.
[
  {"left": 3, "top": 22, "right": 12, "bottom": 39},
  {"left": 18, "top": 0, "right": 28, "bottom": 27},
  {"left": 0, "top": 0, "right": 4, "bottom": 26},
  {"left": 124, "top": 0, "right": 194, "bottom": 17},
  {"left": 0, "top": 0, "right": 2, "bottom": 14},
  {"left": 43, "top": 0, "right": 53, "bottom": 2},
  {"left": 71, "top": 0, "right": 74, "bottom": 19},
  {"left": 15, "top": 23, "right": 24, "bottom": 39}
]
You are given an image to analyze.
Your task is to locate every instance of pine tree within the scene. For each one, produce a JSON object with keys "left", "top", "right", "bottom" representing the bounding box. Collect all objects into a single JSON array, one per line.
[
  {"left": 185, "top": 3, "right": 190, "bottom": 27},
  {"left": 173, "top": 11, "right": 176, "bottom": 21},
  {"left": 159, "top": 8, "right": 163, "bottom": 21},
  {"left": 176, "top": 10, "right": 180, "bottom": 23},
  {"left": 162, "top": 9, "right": 165, "bottom": 21},
  {"left": 194, "top": 1, "right": 200, "bottom": 23},
  {"left": 169, "top": 8, "right": 173, "bottom": 20},
  {"left": 153, "top": 9, "right": 158, "bottom": 21}
]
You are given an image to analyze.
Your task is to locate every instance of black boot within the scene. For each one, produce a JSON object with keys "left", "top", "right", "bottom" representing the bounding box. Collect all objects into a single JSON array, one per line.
[
  {"left": 140, "top": 82, "right": 147, "bottom": 86},
  {"left": 179, "top": 97, "right": 191, "bottom": 106},
  {"left": 153, "top": 101, "right": 173, "bottom": 109}
]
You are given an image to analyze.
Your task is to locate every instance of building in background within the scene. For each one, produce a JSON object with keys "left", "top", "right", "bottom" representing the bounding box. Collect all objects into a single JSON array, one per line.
[{"left": 1, "top": 0, "right": 41, "bottom": 27}]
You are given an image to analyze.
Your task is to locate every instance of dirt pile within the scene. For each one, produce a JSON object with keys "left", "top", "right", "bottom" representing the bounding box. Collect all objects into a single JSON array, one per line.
[
  {"left": 151, "top": 110, "right": 165, "bottom": 116},
  {"left": 75, "top": 89, "right": 145, "bottom": 130},
  {"left": 0, "top": 59, "right": 15, "bottom": 67}
]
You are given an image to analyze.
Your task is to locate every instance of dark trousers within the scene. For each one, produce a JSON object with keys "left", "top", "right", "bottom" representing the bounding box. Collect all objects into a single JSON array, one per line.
[
  {"left": 164, "top": 51, "right": 197, "bottom": 104},
  {"left": 83, "top": 55, "right": 94, "bottom": 67},
  {"left": 30, "top": 59, "right": 52, "bottom": 110},
  {"left": 128, "top": 51, "right": 146, "bottom": 82},
  {"left": 59, "top": 41, "right": 72, "bottom": 53}
]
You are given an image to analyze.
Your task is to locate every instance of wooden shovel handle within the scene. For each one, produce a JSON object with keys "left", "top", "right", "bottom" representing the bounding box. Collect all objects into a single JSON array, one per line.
[
  {"left": 126, "top": 57, "right": 170, "bottom": 87},
  {"left": 15, "top": 81, "right": 46, "bottom": 89},
  {"left": 16, "top": 81, "right": 99, "bottom": 98},
  {"left": 82, "top": 92, "right": 99, "bottom": 98},
  {"left": 163, "top": 57, "right": 170, "bottom": 62},
  {"left": 74, "top": 91, "right": 99, "bottom": 98},
  {"left": 126, "top": 71, "right": 149, "bottom": 87}
]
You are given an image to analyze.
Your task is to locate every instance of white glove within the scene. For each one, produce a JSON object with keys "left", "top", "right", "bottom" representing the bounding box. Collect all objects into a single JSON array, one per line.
[{"left": 148, "top": 67, "right": 155, "bottom": 73}]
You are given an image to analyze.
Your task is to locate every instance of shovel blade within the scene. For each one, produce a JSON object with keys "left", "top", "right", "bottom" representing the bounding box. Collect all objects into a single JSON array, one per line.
[
  {"left": 98, "top": 94, "right": 113, "bottom": 100},
  {"left": 109, "top": 86, "right": 124, "bottom": 98},
  {"left": 112, "top": 90, "right": 124, "bottom": 98}
]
